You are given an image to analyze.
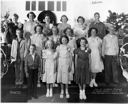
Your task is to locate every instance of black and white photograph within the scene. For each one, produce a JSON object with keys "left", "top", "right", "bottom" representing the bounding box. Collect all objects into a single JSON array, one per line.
[{"left": 1, "top": 0, "right": 128, "bottom": 103}]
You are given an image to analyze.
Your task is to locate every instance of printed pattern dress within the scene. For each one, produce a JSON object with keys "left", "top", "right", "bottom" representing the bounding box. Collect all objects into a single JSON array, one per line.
[
  {"left": 56, "top": 44, "right": 72, "bottom": 84},
  {"left": 74, "top": 48, "right": 91, "bottom": 85},
  {"left": 88, "top": 37, "right": 104, "bottom": 73}
]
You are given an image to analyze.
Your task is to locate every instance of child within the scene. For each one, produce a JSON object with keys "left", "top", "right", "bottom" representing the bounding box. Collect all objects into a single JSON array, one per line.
[
  {"left": 102, "top": 24, "right": 119, "bottom": 85},
  {"left": 56, "top": 35, "right": 72, "bottom": 98},
  {"left": 11, "top": 29, "right": 25, "bottom": 88},
  {"left": 25, "top": 44, "right": 41, "bottom": 99},
  {"left": 74, "top": 37, "right": 91, "bottom": 100},
  {"left": 42, "top": 40, "right": 57, "bottom": 97},
  {"left": 64, "top": 27, "right": 77, "bottom": 83}
]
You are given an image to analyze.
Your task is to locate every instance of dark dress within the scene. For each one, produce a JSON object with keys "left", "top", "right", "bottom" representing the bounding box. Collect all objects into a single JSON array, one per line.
[{"left": 74, "top": 48, "right": 91, "bottom": 85}]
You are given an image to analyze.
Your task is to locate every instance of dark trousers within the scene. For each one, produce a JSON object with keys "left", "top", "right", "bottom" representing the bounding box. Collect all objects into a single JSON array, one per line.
[
  {"left": 104, "top": 55, "right": 119, "bottom": 84},
  {"left": 27, "top": 69, "right": 38, "bottom": 97}
]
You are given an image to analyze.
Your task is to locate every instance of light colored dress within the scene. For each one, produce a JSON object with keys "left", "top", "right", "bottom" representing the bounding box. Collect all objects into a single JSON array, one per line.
[
  {"left": 68, "top": 36, "right": 77, "bottom": 81},
  {"left": 31, "top": 33, "right": 46, "bottom": 57},
  {"left": 88, "top": 36, "right": 104, "bottom": 73},
  {"left": 42, "top": 49, "right": 57, "bottom": 84},
  {"left": 57, "top": 23, "right": 71, "bottom": 36},
  {"left": 73, "top": 23, "right": 89, "bottom": 39},
  {"left": 56, "top": 44, "right": 72, "bottom": 84},
  {"left": 23, "top": 21, "right": 37, "bottom": 36}
]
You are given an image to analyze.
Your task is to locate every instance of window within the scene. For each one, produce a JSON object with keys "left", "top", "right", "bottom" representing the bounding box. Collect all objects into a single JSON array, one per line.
[
  {"left": 31, "top": 1, "right": 36, "bottom": 11},
  {"left": 48, "top": 1, "right": 54, "bottom": 11},
  {"left": 57, "top": 1, "right": 61, "bottom": 11},
  {"left": 26, "top": 1, "right": 30, "bottom": 11},
  {"left": 38, "top": 1, "right": 45, "bottom": 11},
  {"left": 62, "top": 1, "right": 66, "bottom": 11}
]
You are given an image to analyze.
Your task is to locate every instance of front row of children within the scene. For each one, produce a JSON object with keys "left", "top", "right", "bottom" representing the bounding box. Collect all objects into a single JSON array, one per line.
[{"left": 24, "top": 35, "right": 91, "bottom": 100}]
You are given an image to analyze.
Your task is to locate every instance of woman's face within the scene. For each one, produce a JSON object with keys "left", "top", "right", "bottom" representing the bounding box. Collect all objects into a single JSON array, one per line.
[
  {"left": 91, "top": 29, "right": 97, "bottom": 36},
  {"left": 80, "top": 39, "right": 86, "bottom": 47},
  {"left": 66, "top": 29, "right": 72, "bottom": 36},
  {"left": 61, "top": 16, "right": 67, "bottom": 23},
  {"left": 52, "top": 27, "right": 58, "bottom": 35},
  {"left": 29, "top": 13, "right": 34, "bottom": 21},
  {"left": 36, "top": 26, "right": 42, "bottom": 34},
  {"left": 62, "top": 37, "right": 68, "bottom": 45},
  {"left": 13, "top": 16, "right": 18, "bottom": 23},
  {"left": 78, "top": 18, "right": 84, "bottom": 25},
  {"left": 44, "top": 16, "right": 50, "bottom": 23}
]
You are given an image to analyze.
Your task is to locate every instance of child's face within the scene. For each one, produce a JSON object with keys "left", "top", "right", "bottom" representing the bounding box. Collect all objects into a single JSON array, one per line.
[
  {"left": 52, "top": 27, "right": 58, "bottom": 35},
  {"left": 18, "top": 23, "right": 23, "bottom": 29},
  {"left": 80, "top": 39, "right": 86, "bottom": 47},
  {"left": 44, "top": 16, "right": 50, "bottom": 23},
  {"left": 62, "top": 37, "right": 68, "bottom": 45},
  {"left": 16, "top": 30, "right": 22, "bottom": 38},
  {"left": 66, "top": 29, "right": 72, "bottom": 36},
  {"left": 29, "top": 45, "right": 35, "bottom": 54},
  {"left": 91, "top": 29, "right": 96, "bottom": 36},
  {"left": 78, "top": 18, "right": 84, "bottom": 25},
  {"left": 36, "top": 26, "right": 42, "bottom": 34},
  {"left": 61, "top": 16, "right": 67, "bottom": 23},
  {"left": 47, "top": 41, "right": 53, "bottom": 49}
]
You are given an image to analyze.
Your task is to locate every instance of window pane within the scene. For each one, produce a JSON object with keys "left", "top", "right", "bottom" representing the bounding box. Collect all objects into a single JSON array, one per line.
[
  {"left": 38, "top": 1, "right": 45, "bottom": 11},
  {"left": 62, "top": 1, "right": 66, "bottom": 11},
  {"left": 32, "top": 1, "right": 36, "bottom": 11},
  {"left": 26, "top": 1, "right": 30, "bottom": 11},
  {"left": 57, "top": 1, "right": 61, "bottom": 11},
  {"left": 48, "top": 1, "right": 54, "bottom": 11}
]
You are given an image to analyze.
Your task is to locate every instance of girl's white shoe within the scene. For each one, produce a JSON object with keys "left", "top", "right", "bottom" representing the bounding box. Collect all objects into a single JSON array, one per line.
[
  {"left": 49, "top": 89, "right": 53, "bottom": 97},
  {"left": 60, "top": 91, "right": 64, "bottom": 98},
  {"left": 46, "top": 90, "right": 50, "bottom": 97},
  {"left": 93, "top": 79, "right": 98, "bottom": 87},
  {"left": 66, "top": 92, "right": 70, "bottom": 98},
  {"left": 79, "top": 90, "right": 83, "bottom": 100},
  {"left": 82, "top": 90, "right": 87, "bottom": 100},
  {"left": 89, "top": 80, "right": 94, "bottom": 87}
]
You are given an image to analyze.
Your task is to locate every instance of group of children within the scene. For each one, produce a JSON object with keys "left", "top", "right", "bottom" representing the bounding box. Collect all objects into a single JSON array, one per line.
[{"left": 1, "top": 11, "right": 122, "bottom": 100}]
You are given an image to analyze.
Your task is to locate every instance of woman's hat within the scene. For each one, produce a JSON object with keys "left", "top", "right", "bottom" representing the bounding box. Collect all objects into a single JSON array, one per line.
[{"left": 27, "top": 12, "right": 36, "bottom": 19}]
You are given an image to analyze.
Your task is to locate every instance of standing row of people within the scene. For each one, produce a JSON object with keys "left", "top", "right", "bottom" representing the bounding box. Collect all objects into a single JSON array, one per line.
[{"left": 1, "top": 11, "right": 120, "bottom": 100}]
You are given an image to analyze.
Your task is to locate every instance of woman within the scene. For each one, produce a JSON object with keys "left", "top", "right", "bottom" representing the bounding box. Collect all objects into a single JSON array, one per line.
[
  {"left": 87, "top": 27, "right": 104, "bottom": 87},
  {"left": 57, "top": 15, "right": 71, "bottom": 36}
]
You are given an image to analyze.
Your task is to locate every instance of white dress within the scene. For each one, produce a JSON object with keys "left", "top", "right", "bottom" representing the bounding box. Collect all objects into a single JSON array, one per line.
[
  {"left": 56, "top": 44, "right": 72, "bottom": 84},
  {"left": 42, "top": 49, "right": 57, "bottom": 83},
  {"left": 88, "top": 36, "right": 104, "bottom": 73}
]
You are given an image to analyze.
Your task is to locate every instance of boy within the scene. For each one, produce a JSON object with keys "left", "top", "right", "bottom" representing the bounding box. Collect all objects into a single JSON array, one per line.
[
  {"left": 102, "top": 24, "right": 119, "bottom": 85},
  {"left": 25, "top": 44, "right": 41, "bottom": 99}
]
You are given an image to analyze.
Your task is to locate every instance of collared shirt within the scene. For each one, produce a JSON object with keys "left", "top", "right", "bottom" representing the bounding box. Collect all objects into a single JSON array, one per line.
[
  {"left": 102, "top": 34, "right": 119, "bottom": 56},
  {"left": 31, "top": 53, "right": 35, "bottom": 60}
]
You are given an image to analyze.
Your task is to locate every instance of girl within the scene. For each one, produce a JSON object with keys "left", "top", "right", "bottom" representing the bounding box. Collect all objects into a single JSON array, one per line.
[
  {"left": 88, "top": 27, "right": 104, "bottom": 87},
  {"left": 64, "top": 27, "right": 77, "bottom": 83},
  {"left": 31, "top": 25, "right": 47, "bottom": 87},
  {"left": 74, "top": 37, "right": 91, "bottom": 100},
  {"left": 56, "top": 35, "right": 72, "bottom": 98},
  {"left": 57, "top": 15, "right": 71, "bottom": 36},
  {"left": 43, "top": 40, "right": 57, "bottom": 97}
]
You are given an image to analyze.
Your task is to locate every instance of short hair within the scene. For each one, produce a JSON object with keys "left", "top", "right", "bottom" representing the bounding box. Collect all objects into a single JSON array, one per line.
[
  {"left": 45, "top": 40, "right": 54, "bottom": 49},
  {"left": 52, "top": 26, "right": 59, "bottom": 34},
  {"left": 30, "top": 44, "right": 36, "bottom": 50},
  {"left": 94, "top": 12, "right": 100, "bottom": 16},
  {"left": 34, "top": 25, "right": 43, "bottom": 33},
  {"left": 13, "top": 13, "right": 19, "bottom": 19},
  {"left": 77, "top": 16, "right": 85, "bottom": 23},
  {"left": 63, "top": 27, "right": 74, "bottom": 35},
  {"left": 60, "top": 15, "right": 68, "bottom": 22},
  {"left": 76, "top": 37, "right": 88, "bottom": 48},
  {"left": 88, "top": 27, "right": 98, "bottom": 37},
  {"left": 59, "top": 35, "right": 69, "bottom": 44}
]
